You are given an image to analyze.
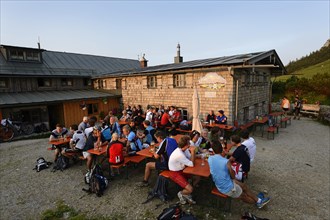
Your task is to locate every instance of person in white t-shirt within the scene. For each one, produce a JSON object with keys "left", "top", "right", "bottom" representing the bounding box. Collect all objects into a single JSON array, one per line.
[
  {"left": 240, "top": 130, "right": 256, "bottom": 163},
  {"left": 168, "top": 135, "right": 197, "bottom": 205},
  {"left": 62, "top": 124, "right": 86, "bottom": 158}
]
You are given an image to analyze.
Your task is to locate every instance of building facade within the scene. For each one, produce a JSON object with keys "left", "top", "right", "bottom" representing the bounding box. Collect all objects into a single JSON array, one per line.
[
  {"left": 0, "top": 45, "right": 140, "bottom": 130},
  {"left": 94, "top": 49, "right": 286, "bottom": 125}
]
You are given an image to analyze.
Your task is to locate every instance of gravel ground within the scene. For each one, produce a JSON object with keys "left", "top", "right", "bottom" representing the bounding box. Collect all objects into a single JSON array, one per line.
[{"left": 0, "top": 117, "right": 329, "bottom": 220}]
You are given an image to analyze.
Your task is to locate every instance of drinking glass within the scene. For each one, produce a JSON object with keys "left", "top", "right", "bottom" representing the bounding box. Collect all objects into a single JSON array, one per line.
[{"left": 201, "top": 154, "right": 205, "bottom": 166}]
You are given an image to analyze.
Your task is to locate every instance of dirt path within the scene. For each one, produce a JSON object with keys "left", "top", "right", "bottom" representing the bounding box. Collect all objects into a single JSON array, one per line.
[{"left": 0, "top": 118, "right": 329, "bottom": 220}]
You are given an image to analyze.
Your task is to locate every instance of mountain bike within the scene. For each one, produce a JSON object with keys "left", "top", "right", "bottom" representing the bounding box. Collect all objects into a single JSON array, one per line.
[{"left": 0, "top": 119, "right": 35, "bottom": 142}]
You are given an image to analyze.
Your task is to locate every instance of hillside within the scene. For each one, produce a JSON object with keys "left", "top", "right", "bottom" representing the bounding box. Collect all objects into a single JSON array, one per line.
[{"left": 275, "top": 59, "right": 330, "bottom": 81}]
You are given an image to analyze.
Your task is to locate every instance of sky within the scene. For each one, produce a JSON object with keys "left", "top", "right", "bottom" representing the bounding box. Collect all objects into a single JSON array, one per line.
[{"left": 0, "top": 0, "right": 329, "bottom": 66}]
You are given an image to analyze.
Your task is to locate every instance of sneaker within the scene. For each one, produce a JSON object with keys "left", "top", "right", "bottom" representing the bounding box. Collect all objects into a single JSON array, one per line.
[
  {"left": 256, "top": 197, "right": 270, "bottom": 209},
  {"left": 137, "top": 180, "right": 149, "bottom": 187},
  {"left": 257, "top": 192, "right": 264, "bottom": 199},
  {"left": 177, "top": 191, "right": 187, "bottom": 205},
  {"left": 182, "top": 194, "right": 196, "bottom": 205}
]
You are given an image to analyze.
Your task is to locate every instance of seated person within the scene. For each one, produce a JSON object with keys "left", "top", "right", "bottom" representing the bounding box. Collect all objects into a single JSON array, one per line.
[
  {"left": 84, "top": 116, "right": 97, "bottom": 137},
  {"left": 83, "top": 125, "right": 107, "bottom": 174},
  {"left": 143, "top": 120, "right": 156, "bottom": 144},
  {"left": 172, "top": 107, "right": 182, "bottom": 121},
  {"left": 78, "top": 116, "right": 89, "bottom": 132},
  {"left": 206, "top": 110, "right": 216, "bottom": 123},
  {"left": 189, "top": 130, "right": 201, "bottom": 149},
  {"left": 208, "top": 126, "right": 221, "bottom": 143},
  {"left": 138, "top": 131, "right": 178, "bottom": 187},
  {"left": 208, "top": 141, "right": 270, "bottom": 209},
  {"left": 126, "top": 105, "right": 133, "bottom": 117},
  {"left": 49, "top": 123, "right": 70, "bottom": 162},
  {"left": 223, "top": 135, "right": 250, "bottom": 181},
  {"left": 160, "top": 109, "right": 175, "bottom": 128},
  {"left": 122, "top": 125, "right": 138, "bottom": 152},
  {"left": 240, "top": 130, "right": 256, "bottom": 163},
  {"left": 216, "top": 110, "right": 227, "bottom": 124},
  {"left": 119, "top": 110, "right": 130, "bottom": 122},
  {"left": 128, "top": 119, "right": 137, "bottom": 133},
  {"left": 199, "top": 128, "right": 211, "bottom": 150},
  {"left": 62, "top": 124, "right": 86, "bottom": 158},
  {"left": 107, "top": 133, "right": 125, "bottom": 176},
  {"left": 169, "top": 135, "right": 198, "bottom": 205}
]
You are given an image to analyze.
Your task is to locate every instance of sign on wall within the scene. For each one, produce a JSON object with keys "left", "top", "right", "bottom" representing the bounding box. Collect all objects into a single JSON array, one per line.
[{"left": 204, "top": 91, "right": 217, "bottom": 98}]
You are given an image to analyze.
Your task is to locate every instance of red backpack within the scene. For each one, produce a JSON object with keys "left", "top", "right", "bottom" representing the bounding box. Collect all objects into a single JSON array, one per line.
[{"left": 107, "top": 141, "right": 124, "bottom": 164}]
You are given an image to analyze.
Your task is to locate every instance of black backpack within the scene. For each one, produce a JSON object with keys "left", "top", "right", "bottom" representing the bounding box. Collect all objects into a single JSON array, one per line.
[
  {"left": 83, "top": 164, "right": 108, "bottom": 197},
  {"left": 33, "top": 157, "right": 52, "bottom": 172},
  {"left": 157, "top": 204, "right": 197, "bottom": 220},
  {"left": 143, "top": 175, "right": 170, "bottom": 204},
  {"left": 52, "top": 155, "right": 69, "bottom": 172}
]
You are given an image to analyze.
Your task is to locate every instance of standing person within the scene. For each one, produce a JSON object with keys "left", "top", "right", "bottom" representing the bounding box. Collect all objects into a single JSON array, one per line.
[
  {"left": 281, "top": 96, "right": 290, "bottom": 115},
  {"left": 293, "top": 96, "right": 302, "bottom": 120},
  {"left": 206, "top": 110, "right": 216, "bottom": 123},
  {"left": 208, "top": 141, "right": 270, "bottom": 209},
  {"left": 216, "top": 110, "right": 227, "bottom": 125},
  {"left": 240, "top": 130, "right": 256, "bottom": 163},
  {"left": 78, "top": 116, "right": 89, "bottom": 132},
  {"left": 49, "top": 123, "right": 70, "bottom": 162},
  {"left": 137, "top": 131, "right": 178, "bottom": 187},
  {"left": 168, "top": 135, "right": 197, "bottom": 205}
]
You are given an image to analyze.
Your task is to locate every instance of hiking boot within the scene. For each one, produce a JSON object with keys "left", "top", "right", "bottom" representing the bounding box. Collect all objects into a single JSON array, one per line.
[
  {"left": 256, "top": 197, "right": 270, "bottom": 209},
  {"left": 182, "top": 194, "right": 196, "bottom": 205},
  {"left": 137, "top": 180, "right": 149, "bottom": 187},
  {"left": 177, "top": 191, "right": 187, "bottom": 205}
]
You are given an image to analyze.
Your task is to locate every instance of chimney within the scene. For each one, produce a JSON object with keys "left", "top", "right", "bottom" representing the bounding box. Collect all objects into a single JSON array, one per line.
[
  {"left": 174, "top": 43, "right": 183, "bottom": 63},
  {"left": 140, "top": 54, "right": 148, "bottom": 68}
]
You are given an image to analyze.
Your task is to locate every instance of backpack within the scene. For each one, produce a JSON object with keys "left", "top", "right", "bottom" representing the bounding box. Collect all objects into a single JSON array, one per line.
[
  {"left": 85, "top": 164, "right": 103, "bottom": 184},
  {"left": 33, "top": 157, "right": 52, "bottom": 172},
  {"left": 142, "top": 175, "right": 170, "bottom": 204},
  {"left": 83, "top": 164, "right": 108, "bottom": 197},
  {"left": 101, "top": 126, "right": 112, "bottom": 141},
  {"left": 157, "top": 204, "right": 197, "bottom": 220},
  {"left": 52, "top": 155, "right": 69, "bottom": 172}
]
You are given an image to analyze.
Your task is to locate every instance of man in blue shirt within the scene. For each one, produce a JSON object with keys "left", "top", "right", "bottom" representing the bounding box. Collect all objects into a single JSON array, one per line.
[{"left": 208, "top": 140, "right": 270, "bottom": 209}]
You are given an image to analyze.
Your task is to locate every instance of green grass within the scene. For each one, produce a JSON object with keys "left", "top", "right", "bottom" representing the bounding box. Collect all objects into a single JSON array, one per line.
[{"left": 274, "top": 59, "right": 330, "bottom": 81}]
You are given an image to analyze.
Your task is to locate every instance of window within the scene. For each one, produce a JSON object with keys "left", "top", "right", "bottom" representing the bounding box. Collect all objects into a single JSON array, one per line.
[
  {"left": 147, "top": 76, "right": 157, "bottom": 88},
  {"left": 0, "top": 79, "right": 8, "bottom": 88},
  {"left": 243, "top": 107, "right": 249, "bottom": 123},
  {"left": 83, "top": 78, "right": 92, "bottom": 86},
  {"left": 173, "top": 74, "right": 186, "bottom": 88},
  {"left": 26, "top": 51, "right": 40, "bottom": 61},
  {"left": 87, "top": 103, "right": 99, "bottom": 115},
  {"left": 61, "top": 78, "right": 73, "bottom": 86},
  {"left": 10, "top": 50, "right": 24, "bottom": 61},
  {"left": 37, "top": 78, "right": 51, "bottom": 87},
  {"left": 177, "top": 107, "right": 188, "bottom": 120},
  {"left": 254, "top": 103, "right": 259, "bottom": 117},
  {"left": 116, "top": 79, "right": 122, "bottom": 89}
]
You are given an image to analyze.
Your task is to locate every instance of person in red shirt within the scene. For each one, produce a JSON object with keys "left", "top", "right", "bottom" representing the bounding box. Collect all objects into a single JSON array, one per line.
[
  {"left": 107, "top": 133, "right": 124, "bottom": 176},
  {"left": 160, "top": 109, "right": 175, "bottom": 128},
  {"left": 172, "top": 108, "right": 182, "bottom": 121}
]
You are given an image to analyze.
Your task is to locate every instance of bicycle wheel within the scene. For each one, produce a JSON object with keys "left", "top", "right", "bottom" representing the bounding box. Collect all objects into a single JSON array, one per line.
[
  {"left": 0, "top": 126, "right": 14, "bottom": 142},
  {"left": 21, "top": 123, "right": 35, "bottom": 135}
]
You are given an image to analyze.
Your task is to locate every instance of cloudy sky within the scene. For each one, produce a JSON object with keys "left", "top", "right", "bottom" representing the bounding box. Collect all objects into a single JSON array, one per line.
[{"left": 1, "top": 0, "right": 329, "bottom": 66}]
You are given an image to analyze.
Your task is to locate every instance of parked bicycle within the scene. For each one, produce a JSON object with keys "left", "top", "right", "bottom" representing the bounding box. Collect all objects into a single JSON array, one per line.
[{"left": 0, "top": 119, "right": 35, "bottom": 142}]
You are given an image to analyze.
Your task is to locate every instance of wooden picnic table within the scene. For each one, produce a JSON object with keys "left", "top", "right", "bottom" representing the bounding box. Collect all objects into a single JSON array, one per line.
[
  {"left": 48, "top": 137, "right": 71, "bottom": 146},
  {"left": 252, "top": 116, "right": 269, "bottom": 137},
  {"left": 183, "top": 158, "right": 210, "bottom": 178},
  {"left": 87, "top": 143, "right": 108, "bottom": 156},
  {"left": 136, "top": 148, "right": 154, "bottom": 158},
  {"left": 203, "top": 123, "right": 234, "bottom": 131},
  {"left": 269, "top": 112, "right": 284, "bottom": 124}
]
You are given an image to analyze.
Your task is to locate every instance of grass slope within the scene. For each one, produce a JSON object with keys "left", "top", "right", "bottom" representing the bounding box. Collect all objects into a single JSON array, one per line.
[{"left": 275, "top": 59, "right": 330, "bottom": 81}]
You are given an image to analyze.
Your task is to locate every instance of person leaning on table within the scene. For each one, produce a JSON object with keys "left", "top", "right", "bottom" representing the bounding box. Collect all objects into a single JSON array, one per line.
[
  {"left": 49, "top": 123, "right": 70, "bottom": 162},
  {"left": 208, "top": 140, "right": 271, "bottom": 209}
]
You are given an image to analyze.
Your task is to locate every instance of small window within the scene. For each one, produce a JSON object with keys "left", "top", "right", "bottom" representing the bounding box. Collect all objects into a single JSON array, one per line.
[
  {"left": 116, "top": 79, "right": 122, "bottom": 89},
  {"left": 0, "top": 79, "right": 8, "bottom": 88},
  {"left": 147, "top": 76, "right": 157, "bottom": 88},
  {"left": 10, "top": 50, "right": 24, "bottom": 61},
  {"left": 254, "top": 103, "right": 259, "bottom": 117},
  {"left": 61, "top": 78, "right": 73, "bottom": 86},
  {"left": 26, "top": 51, "right": 40, "bottom": 61},
  {"left": 38, "top": 78, "right": 51, "bottom": 87},
  {"left": 83, "top": 78, "right": 92, "bottom": 86},
  {"left": 173, "top": 74, "right": 186, "bottom": 88},
  {"left": 87, "top": 103, "right": 99, "bottom": 115},
  {"left": 243, "top": 107, "right": 249, "bottom": 123}
]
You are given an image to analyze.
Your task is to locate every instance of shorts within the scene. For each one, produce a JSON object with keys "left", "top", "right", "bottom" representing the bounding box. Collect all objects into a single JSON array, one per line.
[
  {"left": 168, "top": 170, "right": 191, "bottom": 189},
  {"left": 223, "top": 182, "right": 243, "bottom": 198},
  {"left": 155, "top": 161, "right": 168, "bottom": 170},
  {"left": 82, "top": 151, "right": 91, "bottom": 159}
]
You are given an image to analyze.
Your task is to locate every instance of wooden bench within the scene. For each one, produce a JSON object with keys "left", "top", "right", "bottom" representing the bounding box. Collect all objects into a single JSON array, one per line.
[
  {"left": 109, "top": 157, "right": 130, "bottom": 179},
  {"left": 239, "top": 121, "right": 255, "bottom": 131},
  {"left": 267, "top": 125, "right": 279, "bottom": 139},
  {"left": 280, "top": 117, "right": 292, "bottom": 128},
  {"left": 211, "top": 187, "right": 231, "bottom": 212},
  {"left": 301, "top": 104, "right": 320, "bottom": 117},
  {"left": 175, "top": 128, "right": 193, "bottom": 135}
]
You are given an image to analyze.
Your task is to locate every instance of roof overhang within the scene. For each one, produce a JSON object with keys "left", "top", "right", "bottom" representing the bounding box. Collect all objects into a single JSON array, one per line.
[{"left": 0, "top": 89, "right": 119, "bottom": 108}]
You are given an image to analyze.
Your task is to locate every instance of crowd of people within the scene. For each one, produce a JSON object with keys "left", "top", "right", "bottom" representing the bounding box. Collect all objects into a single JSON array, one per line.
[{"left": 48, "top": 104, "right": 270, "bottom": 209}]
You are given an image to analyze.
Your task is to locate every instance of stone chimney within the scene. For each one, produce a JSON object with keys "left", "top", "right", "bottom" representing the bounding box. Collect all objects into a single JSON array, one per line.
[
  {"left": 174, "top": 43, "right": 183, "bottom": 63},
  {"left": 140, "top": 54, "right": 148, "bottom": 68}
]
